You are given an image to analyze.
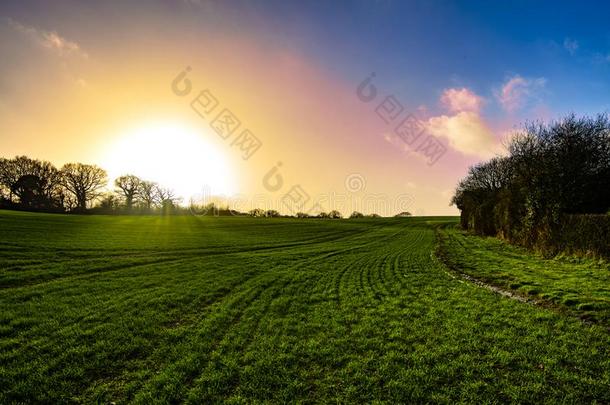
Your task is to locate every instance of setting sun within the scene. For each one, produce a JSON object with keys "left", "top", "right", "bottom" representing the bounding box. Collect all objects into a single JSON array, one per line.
[{"left": 101, "top": 122, "right": 237, "bottom": 200}]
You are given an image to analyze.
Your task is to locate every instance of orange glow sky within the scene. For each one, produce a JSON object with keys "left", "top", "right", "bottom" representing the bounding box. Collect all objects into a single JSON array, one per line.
[{"left": 3, "top": 1, "right": 607, "bottom": 216}]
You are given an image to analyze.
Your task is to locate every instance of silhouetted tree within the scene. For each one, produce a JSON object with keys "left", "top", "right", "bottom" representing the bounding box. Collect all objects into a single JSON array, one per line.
[
  {"left": 394, "top": 211, "right": 412, "bottom": 217},
  {"left": 115, "top": 175, "right": 142, "bottom": 210},
  {"left": 0, "top": 158, "right": 10, "bottom": 200},
  {"left": 328, "top": 210, "right": 342, "bottom": 219},
  {"left": 154, "top": 186, "right": 180, "bottom": 215},
  {"left": 349, "top": 211, "right": 364, "bottom": 218},
  {"left": 0, "top": 156, "right": 63, "bottom": 208},
  {"left": 249, "top": 208, "right": 265, "bottom": 217},
  {"left": 11, "top": 175, "right": 43, "bottom": 208},
  {"left": 61, "top": 163, "right": 107, "bottom": 211},
  {"left": 93, "top": 192, "right": 121, "bottom": 213},
  {"left": 138, "top": 180, "right": 157, "bottom": 210}
]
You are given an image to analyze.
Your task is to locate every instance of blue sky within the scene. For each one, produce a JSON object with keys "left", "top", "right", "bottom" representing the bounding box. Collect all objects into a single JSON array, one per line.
[
  {"left": 1, "top": 0, "right": 609, "bottom": 215},
  {"left": 253, "top": 0, "right": 610, "bottom": 116}
]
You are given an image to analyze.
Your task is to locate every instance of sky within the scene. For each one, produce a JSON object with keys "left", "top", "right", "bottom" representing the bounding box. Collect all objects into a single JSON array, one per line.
[{"left": 1, "top": 0, "right": 610, "bottom": 216}]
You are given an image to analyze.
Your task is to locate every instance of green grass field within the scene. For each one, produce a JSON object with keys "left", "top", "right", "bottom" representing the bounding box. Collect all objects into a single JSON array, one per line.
[
  {"left": 1, "top": 211, "right": 609, "bottom": 403},
  {"left": 438, "top": 225, "right": 610, "bottom": 326}
]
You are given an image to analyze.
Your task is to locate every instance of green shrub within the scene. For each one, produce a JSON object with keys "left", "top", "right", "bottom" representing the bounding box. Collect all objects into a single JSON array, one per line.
[{"left": 556, "top": 215, "right": 610, "bottom": 257}]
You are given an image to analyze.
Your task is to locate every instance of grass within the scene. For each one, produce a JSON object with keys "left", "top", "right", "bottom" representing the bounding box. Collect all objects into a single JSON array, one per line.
[
  {"left": 437, "top": 224, "right": 610, "bottom": 326},
  {"left": 0, "top": 210, "right": 609, "bottom": 403}
]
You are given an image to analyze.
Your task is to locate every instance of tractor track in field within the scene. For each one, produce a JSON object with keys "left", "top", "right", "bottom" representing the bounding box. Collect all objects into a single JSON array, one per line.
[
  {"left": 356, "top": 227, "right": 416, "bottom": 302},
  {"left": 126, "top": 274, "right": 289, "bottom": 402},
  {"left": 160, "top": 224, "right": 411, "bottom": 395},
  {"left": 32, "top": 228, "right": 384, "bottom": 402},
  {"left": 434, "top": 227, "right": 546, "bottom": 305},
  {"left": 191, "top": 228, "right": 420, "bottom": 398},
  {"left": 137, "top": 241, "right": 360, "bottom": 400},
  {"left": 0, "top": 223, "right": 381, "bottom": 258},
  {"left": 191, "top": 276, "right": 295, "bottom": 399},
  {"left": 181, "top": 276, "right": 294, "bottom": 394},
  {"left": 121, "top": 233, "right": 378, "bottom": 401},
  {"left": 433, "top": 227, "right": 604, "bottom": 329},
  {"left": 0, "top": 255, "right": 196, "bottom": 290},
  {"left": 0, "top": 226, "right": 386, "bottom": 290}
]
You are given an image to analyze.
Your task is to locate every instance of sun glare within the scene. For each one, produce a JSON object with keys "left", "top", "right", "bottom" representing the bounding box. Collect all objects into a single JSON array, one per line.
[{"left": 101, "top": 122, "right": 237, "bottom": 200}]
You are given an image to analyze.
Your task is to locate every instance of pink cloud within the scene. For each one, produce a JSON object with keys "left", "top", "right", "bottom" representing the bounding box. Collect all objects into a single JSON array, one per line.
[
  {"left": 440, "top": 87, "right": 484, "bottom": 113},
  {"left": 496, "top": 75, "right": 546, "bottom": 113},
  {"left": 428, "top": 87, "right": 500, "bottom": 158}
]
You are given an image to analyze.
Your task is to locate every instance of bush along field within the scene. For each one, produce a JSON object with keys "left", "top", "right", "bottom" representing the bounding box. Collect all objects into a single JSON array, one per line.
[
  {"left": 1, "top": 210, "right": 609, "bottom": 403},
  {"left": 452, "top": 114, "right": 610, "bottom": 258}
]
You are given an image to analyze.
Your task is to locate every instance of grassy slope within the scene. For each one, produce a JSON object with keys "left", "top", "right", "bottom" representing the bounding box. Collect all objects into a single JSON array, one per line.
[
  {"left": 0, "top": 211, "right": 608, "bottom": 403},
  {"left": 437, "top": 224, "right": 610, "bottom": 326}
]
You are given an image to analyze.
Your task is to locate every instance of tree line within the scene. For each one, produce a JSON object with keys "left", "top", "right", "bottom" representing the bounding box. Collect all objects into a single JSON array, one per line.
[
  {"left": 451, "top": 113, "right": 610, "bottom": 257},
  {"left": 0, "top": 157, "right": 179, "bottom": 214},
  {"left": 0, "top": 156, "right": 413, "bottom": 218}
]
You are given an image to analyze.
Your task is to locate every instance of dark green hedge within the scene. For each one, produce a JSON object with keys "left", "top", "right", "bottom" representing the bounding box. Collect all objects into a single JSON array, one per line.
[{"left": 555, "top": 215, "right": 610, "bottom": 258}]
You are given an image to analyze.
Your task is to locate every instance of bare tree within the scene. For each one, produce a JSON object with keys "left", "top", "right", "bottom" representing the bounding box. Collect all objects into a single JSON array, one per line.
[
  {"left": 0, "top": 156, "right": 62, "bottom": 205},
  {"left": 61, "top": 163, "right": 107, "bottom": 211},
  {"left": 154, "top": 186, "right": 177, "bottom": 205},
  {"left": 138, "top": 180, "right": 157, "bottom": 209},
  {"left": 56, "top": 188, "right": 77, "bottom": 211},
  {"left": 97, "top": 192, "right": 120, "bottom": 213},
  {"left": 114, "top": 175, "right": 142, "bottom": 210},
  {"left": 0, "top": 157, "right": 33, "bottom": 199},
  {"left": 155, "top": 185, "right": 180, "bottom": 214},
  {"left": 0, "top": 158, "right": 10, "bottom": 200}
]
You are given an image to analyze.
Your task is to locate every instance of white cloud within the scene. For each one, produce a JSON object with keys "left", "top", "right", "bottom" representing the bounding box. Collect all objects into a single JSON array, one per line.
[
  {"left": 41, "top": 31, "right": 82, "bottom": 55},
  {"left": 496, "top": 75, "right": 546, "bottom": 113},
  {"left": 563, "top": 38, "right": 579, "bottom": 55},
  {"left": 440, "top": 87, "right": 484, "bottom": 113},
  {"left": 423, "top": 87, "right": 499, "bottom": 158},
  {"left": 5, "top": 18, "right": 88, "bottom": 58},
  {"left": 426, "top": 111, "right": 497, "bottom": 158}
]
